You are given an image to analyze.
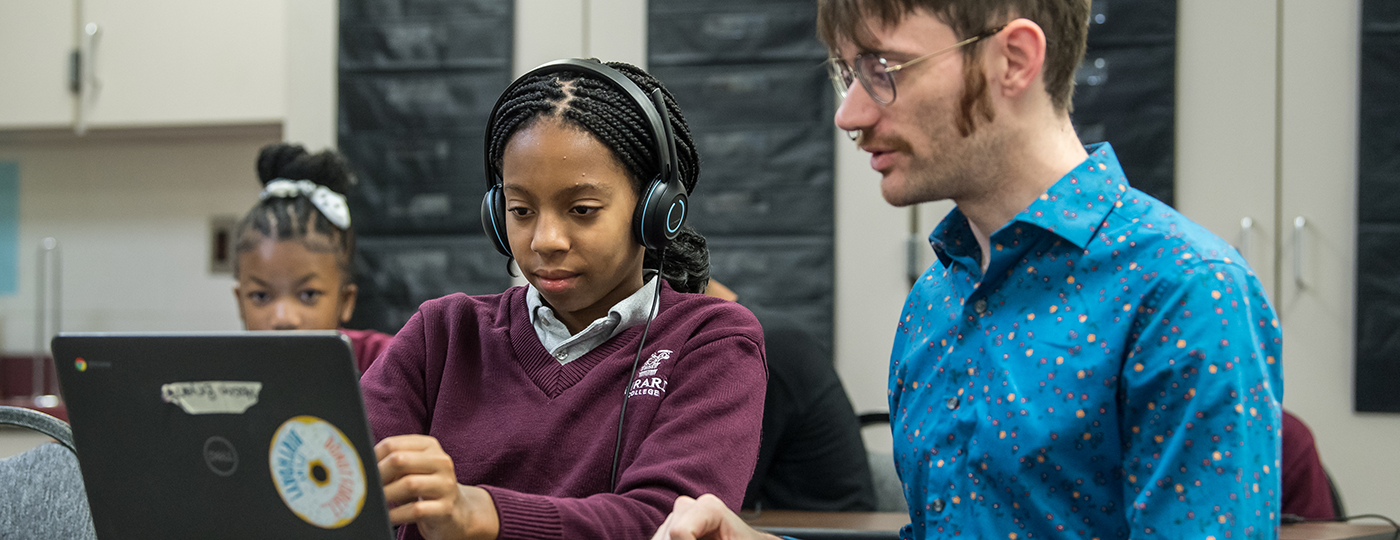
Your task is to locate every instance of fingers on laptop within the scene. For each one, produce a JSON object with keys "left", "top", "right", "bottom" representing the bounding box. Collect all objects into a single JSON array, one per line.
[
  {"left": 376, "top": 435, "right": 459, "bottom": 505},
  {"left": 651, "top": 494, "right": 774, "bottom": 540}
]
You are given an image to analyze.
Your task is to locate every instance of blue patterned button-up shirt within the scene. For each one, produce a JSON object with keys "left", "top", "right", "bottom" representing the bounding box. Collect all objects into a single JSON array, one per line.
[{"left": 890, "top": 143, "right": 1283, "bottom": 540}]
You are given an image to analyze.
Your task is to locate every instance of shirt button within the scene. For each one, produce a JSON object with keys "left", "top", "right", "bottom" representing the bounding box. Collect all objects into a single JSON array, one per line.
[
  {"left": 946, "top": 397, "right": 960, "bottom": 410},
  {"left": 974, "top": 299, "right": 987, "bottom": 314},
  {"left": 555, "top": 352, "right": 568, "bottom": 360},
  {"left": 931, "top": 498, "right": 945, "bottom": 512}
]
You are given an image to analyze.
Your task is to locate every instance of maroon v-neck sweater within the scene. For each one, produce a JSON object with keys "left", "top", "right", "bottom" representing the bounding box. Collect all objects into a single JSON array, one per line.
[{"left": 360, "top": 283, "right": 767, "bottom": 540}]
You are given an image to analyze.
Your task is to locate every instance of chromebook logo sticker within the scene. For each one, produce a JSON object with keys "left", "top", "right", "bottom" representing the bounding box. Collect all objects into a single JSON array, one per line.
[
  {"left": 74, "top": 358, "right": 87, "bottom": 372},
  {"left": 269, "top": 415, "right": 366, "bottom": 529}
]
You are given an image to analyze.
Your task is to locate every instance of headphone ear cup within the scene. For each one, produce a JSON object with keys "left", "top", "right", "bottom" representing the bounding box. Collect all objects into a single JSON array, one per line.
[
  {"left": 636, "top": 177, "right": 688, "bottom": 251},
  {"left": 481, "top": 185, "right": 512, "bottom": 257}
]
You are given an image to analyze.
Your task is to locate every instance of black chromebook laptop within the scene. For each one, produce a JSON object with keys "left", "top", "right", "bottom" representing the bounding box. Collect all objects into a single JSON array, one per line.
[{"left": 52, "top": 332, "right": 394, "bottom": 540}]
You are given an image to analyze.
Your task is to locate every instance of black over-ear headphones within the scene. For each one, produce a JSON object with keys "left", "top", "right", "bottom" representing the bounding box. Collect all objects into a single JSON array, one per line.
[{"left": 480, "top": 58, "right": 688, "bottom": 256}]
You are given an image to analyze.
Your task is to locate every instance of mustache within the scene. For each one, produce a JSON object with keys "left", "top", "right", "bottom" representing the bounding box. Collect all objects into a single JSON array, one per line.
[{"left": 853, "top": 131, "right": 912, "bottom": 154}]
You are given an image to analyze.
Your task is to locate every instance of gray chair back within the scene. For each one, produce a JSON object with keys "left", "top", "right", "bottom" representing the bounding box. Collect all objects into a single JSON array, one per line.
[
  {"left": 857, "top": 412, "right": 909, "bottom": 514},
  {"left": 0, "top": 406, "right": 98, "bottom": 540}
]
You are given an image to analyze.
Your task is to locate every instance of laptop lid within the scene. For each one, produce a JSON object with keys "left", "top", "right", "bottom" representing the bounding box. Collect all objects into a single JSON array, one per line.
[{"left": 52, "top": 332, "right": 393, "bottom": 540}]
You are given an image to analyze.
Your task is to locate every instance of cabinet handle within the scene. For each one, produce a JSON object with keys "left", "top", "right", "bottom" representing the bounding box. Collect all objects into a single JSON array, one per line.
[
  {"left": 1237, "top": 217, "right": 1254, "bottom": 261},
  {"left": 1293, "top": 216, "right": 1307, "bottom": 290},
  {"left": 75, "top": 23, "right": 101, "bottom": 135}
]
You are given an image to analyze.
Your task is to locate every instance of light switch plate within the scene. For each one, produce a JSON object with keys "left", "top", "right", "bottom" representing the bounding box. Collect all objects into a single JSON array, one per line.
[{"left": 209, "top": 216, "right": 238, "bottom": 275}]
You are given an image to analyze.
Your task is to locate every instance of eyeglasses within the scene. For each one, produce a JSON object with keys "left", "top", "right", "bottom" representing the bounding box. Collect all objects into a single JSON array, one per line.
[{"left": 826, "top": 25, "right": 1007, "bottom": 105}]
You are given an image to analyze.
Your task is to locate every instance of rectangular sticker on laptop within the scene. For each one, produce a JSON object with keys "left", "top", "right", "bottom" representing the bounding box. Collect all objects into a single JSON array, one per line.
[{"left": 161, "top": 381, "right": 263, "bottom": 414}]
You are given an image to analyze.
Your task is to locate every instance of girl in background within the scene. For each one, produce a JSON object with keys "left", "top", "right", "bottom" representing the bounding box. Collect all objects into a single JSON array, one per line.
[
  {"left": 361, "top": 60, "right": 766, "bottom": 539},
  {"left": 232, "top": 142, "right": 392, "bottom": 372}
]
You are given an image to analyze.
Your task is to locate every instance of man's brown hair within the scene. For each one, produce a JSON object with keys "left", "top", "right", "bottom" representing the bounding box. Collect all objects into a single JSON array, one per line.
[{"left": 818, "top": 0, "right": 1089, "bottom": 135}]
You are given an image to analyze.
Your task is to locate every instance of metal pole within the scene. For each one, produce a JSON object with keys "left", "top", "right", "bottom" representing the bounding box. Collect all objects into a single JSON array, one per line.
[{"left": 33, "top": 237, "right": 60, "bottom": 402}]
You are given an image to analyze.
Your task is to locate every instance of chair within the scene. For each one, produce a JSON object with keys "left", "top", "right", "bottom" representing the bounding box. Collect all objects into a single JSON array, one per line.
[
  {"left": 0, "top": 405, "right": 97, "bottom": 539},
  {"left": 858, "top": 412, "right": 909, "bottom": 515},
  {"left": 1325, "top": 467, "right": 1347, "bottom": 519}
]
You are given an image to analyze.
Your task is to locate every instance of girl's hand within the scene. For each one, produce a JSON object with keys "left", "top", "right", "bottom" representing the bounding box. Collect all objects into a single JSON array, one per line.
[
  {"left": 376, "top": 435, "right": 499, "bottom": 540},
  {"left": 651, "top": 494, "right": 780, "bottom": 540}
]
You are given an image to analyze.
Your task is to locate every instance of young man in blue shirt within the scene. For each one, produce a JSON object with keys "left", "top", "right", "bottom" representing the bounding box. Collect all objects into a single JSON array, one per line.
[{"left": 652, "top": 0, "right": 1284, "bottom": 539}]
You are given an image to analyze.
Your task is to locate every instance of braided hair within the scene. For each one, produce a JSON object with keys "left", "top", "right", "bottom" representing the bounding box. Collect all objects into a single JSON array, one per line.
[
  {"left": 486, "top": 61, "right": 710, "bottom": 293},
  {"left": 232, "top": 143, "right": 357, "bottom": 281}
]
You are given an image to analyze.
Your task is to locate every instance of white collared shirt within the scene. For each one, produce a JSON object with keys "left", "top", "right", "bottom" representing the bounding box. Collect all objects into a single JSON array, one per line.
[{"left": 526, "top": 272, "right": 659, "bottom": 365}]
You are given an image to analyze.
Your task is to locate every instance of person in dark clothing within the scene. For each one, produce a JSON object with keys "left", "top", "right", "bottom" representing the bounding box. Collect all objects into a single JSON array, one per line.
[
  {"left": 1282, "top": 409, "right": 1339, "bottom": 520},
  {"left": 705, "top": 281, "right": 876, "bottom": 512}
]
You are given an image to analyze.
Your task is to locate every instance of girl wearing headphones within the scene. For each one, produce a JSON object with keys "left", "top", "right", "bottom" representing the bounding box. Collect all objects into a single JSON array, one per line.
[
  {"left": 232, "top": 142, "right": 392, "bottom": 372},
  {"left": 359, "top": 60, "right": 767, "bottom": 540}
]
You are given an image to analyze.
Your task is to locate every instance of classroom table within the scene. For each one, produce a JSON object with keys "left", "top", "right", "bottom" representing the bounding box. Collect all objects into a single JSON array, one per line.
[{"left": 743, "top": 510, "right": 1399, "bottom": 540}]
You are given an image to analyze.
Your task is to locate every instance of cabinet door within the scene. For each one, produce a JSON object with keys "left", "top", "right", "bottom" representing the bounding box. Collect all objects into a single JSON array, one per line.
[
  {"left": 0, "top": 0, "right": 74, "bottom": 129},
  {"left": 1175, "top": 0, "right": 1279, "bottom": 292},
  {"left": 81, "top": 0, "right": 284, "bottom": 127}
]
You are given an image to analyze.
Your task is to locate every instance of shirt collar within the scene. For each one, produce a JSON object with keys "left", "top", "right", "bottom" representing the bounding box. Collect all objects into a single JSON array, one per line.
[
  {"left": 929, "top": 142, "right": 1129, "bottom": 267},
  {"left": 1008, "top": 142, "right": 1128, "bottom": 249},
  {"left": 526, "top": 271, "right": 660, "bottom": 360}
]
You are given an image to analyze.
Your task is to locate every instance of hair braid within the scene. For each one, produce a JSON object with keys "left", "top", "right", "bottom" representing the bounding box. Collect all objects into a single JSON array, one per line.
[
  {"left": 233, "top": 143, "right": 358, "bottom": 281},
  {"left": 486, "top": 60, "right": 710, "bottom": 293}
]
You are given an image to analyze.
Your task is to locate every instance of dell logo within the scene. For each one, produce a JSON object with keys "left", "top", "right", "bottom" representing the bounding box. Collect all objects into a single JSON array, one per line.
[{"left": 203, "top": 436, "right": 239, "bottom": 477}]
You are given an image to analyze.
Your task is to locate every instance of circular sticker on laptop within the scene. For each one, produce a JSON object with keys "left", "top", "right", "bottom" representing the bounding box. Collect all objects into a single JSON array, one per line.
[{"left": 268, "top": 415, "right": 366, "bottom": 529}]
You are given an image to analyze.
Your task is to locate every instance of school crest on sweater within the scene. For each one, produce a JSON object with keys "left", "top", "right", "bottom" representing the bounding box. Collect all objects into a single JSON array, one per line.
[{"left": 629, "top": 349, "right": 671, "bottom": 398}]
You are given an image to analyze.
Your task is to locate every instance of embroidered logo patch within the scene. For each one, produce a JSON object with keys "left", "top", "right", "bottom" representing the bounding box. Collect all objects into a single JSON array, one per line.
[
  {"left": 630, "top": 349, "right": 672, "bottom": 398},
  {"left": 638, "top": 349, "right": 671, "bottom": 377}
]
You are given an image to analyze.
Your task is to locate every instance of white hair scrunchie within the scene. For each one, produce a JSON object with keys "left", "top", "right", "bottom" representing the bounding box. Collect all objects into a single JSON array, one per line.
[{"left": 259, "top": 178, "right": 352, "bottom": 230}]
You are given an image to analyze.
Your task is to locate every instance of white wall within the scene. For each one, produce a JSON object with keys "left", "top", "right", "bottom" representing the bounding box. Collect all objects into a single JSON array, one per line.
[
  {"left": 0, "top": 127, "right": 279, "bottom": 353},
  {"left": 832, "top": 129, "right": 913, "bottom": 418}
]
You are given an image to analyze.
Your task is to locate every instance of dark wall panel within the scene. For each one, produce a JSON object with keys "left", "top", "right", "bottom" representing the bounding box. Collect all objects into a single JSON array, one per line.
[
  {"left": 342, "top": 134, "right": 485, "bottom": 234},
  {"left": 688, "top": 185, "right": 834, "bottom": 236},
  {"left": 339, "top": 71, "right": 510, "bottom": 134},
  {"left": 1073, "top": 0, "right": 1176, "bottom": 207},
  {"left": 650, "top": 0, "right": 835, "bottom": 361},
  {"left": 650, "top": 64, "right": 831, "bottom": 128},
  {"left": 695, "top": 125, "right": 834, "bottom": 190},
  {"left": 649, "top": 3, "right": 825, "bottom": 65},
  {"left": 1363, "top": 0, "right": 1400, "bottom": 33},
  {"left": 1358, "top": 33, "right": 1400, "bottom": 223},
  {"left": 340, "top": 0, "right": 514, "bottom": 333},
  {"left": 1355, "top": 0, "right": 1400, "bottom": 412},
  {"left": 707, "top": 236, "right": 834, "bottom": 307},
  {"left": 341, "top": 19, "right": 512, "bottom": 72},
  {"left": 349, "top": 236, "right": 511, "bottom": 333},
  {"left": 1085, "top": 0, "right": 1176, "bottom": 47},
  {"left": 341, "top": 0, "right": 509, "bottom": 21},
  {"left": 708, "top": 237, "right": 835, "bottom": 352},
  {"left": 1356, "top": 225, "right": 1400, "bottom": 412}
]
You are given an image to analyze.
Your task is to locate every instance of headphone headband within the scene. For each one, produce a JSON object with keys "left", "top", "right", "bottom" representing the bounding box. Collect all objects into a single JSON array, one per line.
[
  {"left": 482, "top": 58, "right": 678, "bottom": 191},
  {"left": 480, "top": 58, "right": 690, "bottom": 255}
]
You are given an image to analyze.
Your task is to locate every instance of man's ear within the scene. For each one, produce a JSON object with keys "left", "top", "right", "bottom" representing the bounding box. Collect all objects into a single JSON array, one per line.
[
  {"left": 992, "top": 18, "right": 1048, "bottom": 101},
  {"left": 338, "top": 283, "right": 359, "bottom": 325}
]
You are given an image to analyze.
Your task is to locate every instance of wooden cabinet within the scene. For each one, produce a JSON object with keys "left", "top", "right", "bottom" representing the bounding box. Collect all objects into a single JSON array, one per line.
[{"left": 0, "top": 0, "right": 285, "bottom": 131}]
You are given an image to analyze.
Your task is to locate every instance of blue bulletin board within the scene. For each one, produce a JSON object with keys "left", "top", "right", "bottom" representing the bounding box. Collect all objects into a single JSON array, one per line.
[{"left": 0, "top": 162, "right": 17, "bottom": 295}]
